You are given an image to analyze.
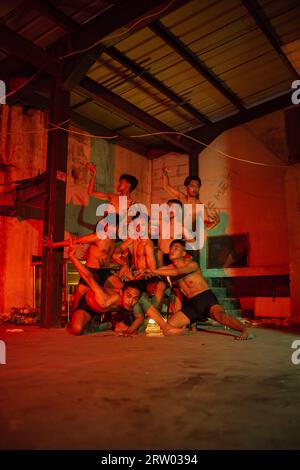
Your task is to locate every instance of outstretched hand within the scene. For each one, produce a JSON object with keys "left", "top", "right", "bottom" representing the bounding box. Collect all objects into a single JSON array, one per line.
[{"left": 42, "top": 236, "right": 54, "bottom": 249}]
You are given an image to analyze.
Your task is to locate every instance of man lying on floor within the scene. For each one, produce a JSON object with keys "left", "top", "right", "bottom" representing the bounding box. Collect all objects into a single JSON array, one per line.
[
  {"left": 142, "top": 239, "right": 251, "bottom": 340},
  {"left": 66, "top": 240, "right": 144, "bottom": 335},
  {"left": 67, "top": 240, "right": 169, "bottom": 336}
]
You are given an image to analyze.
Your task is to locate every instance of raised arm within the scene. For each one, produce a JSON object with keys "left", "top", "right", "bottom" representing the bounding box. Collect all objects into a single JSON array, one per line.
[
  {"left": 162, "top": 167, "right": 182, "bottom": 199},
  {"left": 67, "top": 241, "right": 113, "bottom": 308},
  {"left": 43, "top": 232, "right": 99, "bottom": 249},
  {"left": 87, "top": 163, "right": 113, "bottom": 201}
]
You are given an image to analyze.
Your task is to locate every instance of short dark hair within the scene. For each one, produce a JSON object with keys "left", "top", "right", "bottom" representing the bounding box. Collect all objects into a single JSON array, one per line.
[
  {"left": 167, "top": 199, "right": 183, "bottom": 207},
  {"left": 122, "top": 280, "right": 143, "bottom": 294},
  {"left": 184, "top": 176, "right": 201, "bottom": 187},
  {"left": 119, "top": 174, "right": 138, "bottom": 192},
  {"left": 170, "top": 239, "right": 186, "bottom": 249}
]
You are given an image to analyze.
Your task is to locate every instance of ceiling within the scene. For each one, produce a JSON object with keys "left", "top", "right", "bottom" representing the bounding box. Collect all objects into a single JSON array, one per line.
[{"left": 1, "top": 0, "right": 299, "bottom": 156}]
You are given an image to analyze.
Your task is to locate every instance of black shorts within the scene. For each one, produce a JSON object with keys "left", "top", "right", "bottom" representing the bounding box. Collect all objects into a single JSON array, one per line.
[
  {"left": 78, "top": 267, "right": 113, "bottom": 287},
  {"left": 181, "top": 289, "right": 219, "bottom": 323},
  {"left": 77, "top": 293, "right": 102, "bottom": 318}
]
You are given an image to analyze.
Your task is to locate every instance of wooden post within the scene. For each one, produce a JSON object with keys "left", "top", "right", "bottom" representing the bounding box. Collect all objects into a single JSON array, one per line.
[
  {"left": 40, "top": 78, "right": 69, "bottom": 327},
  {"left": 189, "top": 151, "right": 199, "bottom": 176}
]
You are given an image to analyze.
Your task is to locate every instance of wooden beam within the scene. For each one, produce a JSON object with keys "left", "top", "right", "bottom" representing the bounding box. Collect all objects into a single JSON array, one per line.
[
  {"left": 189, "top": 152, "right": 199, "bottom": 175},
  {"left": 41, "top": 79, "right": 70, "bottom": 328},
  {"left": 149, "top": 21, "right": 246, "bottom": 112},
  {"left": 78, "top": 76, "right": 197, "bottom": 153},
  {"left": 60, "top": 0, "right": 188, "bottom": 60},
  {"left": 61, "top": 0, "right": 188, "bottom": 90},
  {"left": 241, "top": 0, "right": 299, "bottom": 79},
  {"left": 70, "top": 113, "right": 149, "bottom": 157},
  {"left": 189, "top": 92, "right": 293, "bottom": 151},
  {"left": 106, "top": 46, "right": 210, "bottom": 125},
  {"left": 0, "top": 23, "right": 61, "bottom": 77},
  {"left": 28, "top": 0, "right": 78, "bottom": 32},
  {"left": 63, "top": 45, "right": 105, "bottom": 91},
  {"left": 12, "top": 86, "right": 149, "bottom": 157}
]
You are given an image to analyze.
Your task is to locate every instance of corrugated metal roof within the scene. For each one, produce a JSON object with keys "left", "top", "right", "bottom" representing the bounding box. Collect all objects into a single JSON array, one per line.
[{"left": 1, "top": 0, "right": 299, "bottom": 151}]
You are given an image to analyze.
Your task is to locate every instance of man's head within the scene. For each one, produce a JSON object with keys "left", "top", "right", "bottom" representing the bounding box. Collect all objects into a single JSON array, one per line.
[
  {"left": 169, "top": 239, "right": 186, "bottom": 261},
  {"left": 121, "top": 281, "right": 143, "bottom": 311},
  {"left": 184, "top": 176, "right": 201, "bottom": 198},
  {"left": 117, "top": 174, "right": 138, "bottom": 194},
  {"left": 167, "top": 199, "right": 183, "bottom": 219}
]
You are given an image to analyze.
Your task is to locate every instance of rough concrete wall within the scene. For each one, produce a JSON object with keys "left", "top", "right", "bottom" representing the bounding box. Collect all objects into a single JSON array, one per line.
[
  {"left": 285, "top": 165, "right": 300, "bottom": 324},
  {"left": 151, "top": 152, "right": 189, "bottom": 204},
  {"left": 0, "top": 106, "right": 47, "bottom": 313},
  {"left": 199, "top": 124, "right": 289, "bottom": 274},
  {"left": 65, "top": 131, "right": 114, "bottom": 237},
  {"left": 0, "top": 106, "right": 147, "bottom": 314}
]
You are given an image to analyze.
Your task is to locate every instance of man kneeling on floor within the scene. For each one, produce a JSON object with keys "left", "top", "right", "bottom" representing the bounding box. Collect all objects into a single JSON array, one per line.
[{"left": 146, "top": 239, "right": 251, "bottom": 340}]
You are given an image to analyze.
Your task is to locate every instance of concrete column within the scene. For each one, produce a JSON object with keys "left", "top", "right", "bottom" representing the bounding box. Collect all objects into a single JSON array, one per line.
[{"left": 285, "top": 164, "right": 300, "bottom": 325}]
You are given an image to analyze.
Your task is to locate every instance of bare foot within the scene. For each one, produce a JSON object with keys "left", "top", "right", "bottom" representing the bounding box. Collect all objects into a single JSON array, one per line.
[
  {"left": 162, "top": 324, "right": 186, "bottom": 336},
  {"left": 235, "top": 328, "right": 251, "bottom": 340}
]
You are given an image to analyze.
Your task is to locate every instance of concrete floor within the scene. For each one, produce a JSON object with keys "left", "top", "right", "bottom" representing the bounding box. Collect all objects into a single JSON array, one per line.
[{"left": 0, "top": 325, "right": 300, "bottom": 450}]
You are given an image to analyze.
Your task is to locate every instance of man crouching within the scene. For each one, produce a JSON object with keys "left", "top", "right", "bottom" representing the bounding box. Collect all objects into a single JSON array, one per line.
[{"left": 149, "top": 239, "right": 251, "bottom": 340}]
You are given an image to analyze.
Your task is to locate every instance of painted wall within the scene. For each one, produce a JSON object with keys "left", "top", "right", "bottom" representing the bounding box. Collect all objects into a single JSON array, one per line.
[
  {"left": 199, "top": 124, "right": 289, "bottom": 276},
  {"left": 149, "top": 119, "right": 289, "bottom": 277},
  {"left": 285, "top": 164, "right": 300, "bottom": 324},
  {"left": 0, "top": 105, "right": 149, "bottom": 314}
]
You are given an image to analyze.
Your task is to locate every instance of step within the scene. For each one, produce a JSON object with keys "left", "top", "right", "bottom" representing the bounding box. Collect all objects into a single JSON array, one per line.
[
  {"left": 226, "top": 308, "right": 243, "bottom": 318},
  {"left": 210, "top": 287, "right": 227, "bottom": 298},
  {"left": 219, "top": 297, "right": 241, "bottom": 309}
]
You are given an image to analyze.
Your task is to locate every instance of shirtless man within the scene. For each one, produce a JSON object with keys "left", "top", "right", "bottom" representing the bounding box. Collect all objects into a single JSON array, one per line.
[
  {"left": 162, "top": 168, "right": 220, "bottom": 230},
  {"left": 148, "top": 239, "right": 250, "bottom": 340},
  {"left": 67, "top": 241, "right": 168, "bottom": 335},
  {"left": 66, "top": 241, "right": 144, "bottom": 335},
  {"left": 87, "top": 163, "right": 138, "bottom": 214},
  {"left": 43, "top": 214, "right": 122, "bottom": 309},
  {"left": 157, "top": 199, "right": 195, "bottom": 265},
  {"left": 112, "top": 213, "right": 166, "bottom": 310}
]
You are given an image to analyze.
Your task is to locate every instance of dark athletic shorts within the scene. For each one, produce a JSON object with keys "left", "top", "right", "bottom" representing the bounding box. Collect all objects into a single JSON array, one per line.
[
  {"left": 181, "top": 289, "right": 219, "bottom": 323},
  {"left": 78, "top": 267, "right": 113, "bottom": 287},
  {"left": 77, "top": 294, "right": 133, "bottom": 326},
  {"left": 77, "top": 293, "right": 103, "bottom": 318}
]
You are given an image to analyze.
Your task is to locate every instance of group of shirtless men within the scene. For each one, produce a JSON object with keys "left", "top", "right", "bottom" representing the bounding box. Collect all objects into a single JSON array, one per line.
[{"left": 44, "top": 164, "right": 250, "bottom": 340}]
